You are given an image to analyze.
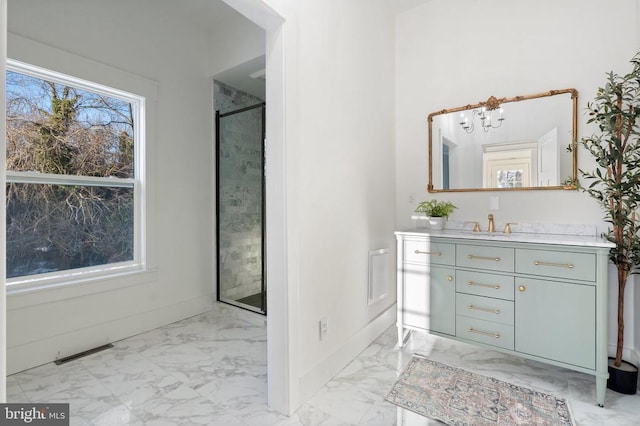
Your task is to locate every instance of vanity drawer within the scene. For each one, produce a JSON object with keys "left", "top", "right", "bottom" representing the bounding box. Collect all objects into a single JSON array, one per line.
[
  {"left": 456, "top": 293, "right": 514, "bottom": 326},
  {"left": 456, "top": 244, "right": 514, "bottom": 273},
  {"left": 515, "top": 248, "right": 596, "bottom": 282},
  {"left": 404, "top": 239, "right": 455, "bottom": 266},
  {"left": 456, "top": 270, "right": 514, "bottom": 300},
  {"left": 456, "top": 316, "right": 514, "bottom": 350}
]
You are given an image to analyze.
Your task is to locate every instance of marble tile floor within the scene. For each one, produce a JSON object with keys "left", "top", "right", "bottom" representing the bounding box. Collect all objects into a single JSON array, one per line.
[{"left": 6, "top": 303, "right": 640, "bottom": 425}]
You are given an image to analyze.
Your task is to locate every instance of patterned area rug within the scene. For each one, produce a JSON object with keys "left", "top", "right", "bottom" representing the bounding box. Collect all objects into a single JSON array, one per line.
[{"left": 386, "top": 355, "right": 574, "bottom": 425}]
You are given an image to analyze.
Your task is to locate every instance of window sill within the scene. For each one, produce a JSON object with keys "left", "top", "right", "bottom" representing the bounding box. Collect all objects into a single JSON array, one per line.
[{"left": 6, "top": 266, "right": 158, "bottom": 309}]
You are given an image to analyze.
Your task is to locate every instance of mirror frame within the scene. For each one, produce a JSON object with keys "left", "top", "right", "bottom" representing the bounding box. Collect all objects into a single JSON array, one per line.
[{"left": 427, "top": 88, "right": 578, "bottom": 192}]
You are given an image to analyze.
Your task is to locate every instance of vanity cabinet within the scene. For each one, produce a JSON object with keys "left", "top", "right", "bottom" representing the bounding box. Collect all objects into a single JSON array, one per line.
[
  {"left": 398, "top": 237, "right": 455, "bottom": 335},
  {"left": 395, "top": 230, "right": 612, "bottom": 406},
  {"left": 515, "top": 277, "right": 595, "bottom": 369}
]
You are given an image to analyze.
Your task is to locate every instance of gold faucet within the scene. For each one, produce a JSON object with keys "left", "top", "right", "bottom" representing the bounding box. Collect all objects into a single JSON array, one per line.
[
  {"left": 504, "top": 222, "right": 518, "bottom": 234},
  {"left": 488, "top": 214, "right": 495, "bottom": 233},
  {"left": 465, "top": 221, "right": 481, "bottom": 232}
]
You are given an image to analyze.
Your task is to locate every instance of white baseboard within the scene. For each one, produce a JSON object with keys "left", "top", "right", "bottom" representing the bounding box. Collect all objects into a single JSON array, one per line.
[
  {"left": 298, "top": 303, "right": 396, "bottom": 404},
  {"left": 631, "top": 348, "right": 640, "bottom": 389},
  {"left": 7, "top": 297, "right": 212, "bottom": 375},
  {"left": 608, "top": 343, "right": 638, "bottom": 364}
]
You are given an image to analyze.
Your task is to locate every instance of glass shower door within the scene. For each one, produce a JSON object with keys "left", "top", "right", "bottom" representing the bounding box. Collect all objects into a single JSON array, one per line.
[{"left": 216, "top": 103, "right": 266, "bottom": 314}]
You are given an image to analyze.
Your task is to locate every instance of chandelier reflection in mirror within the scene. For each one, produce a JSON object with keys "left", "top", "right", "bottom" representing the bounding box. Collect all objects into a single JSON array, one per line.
[{"left": 459, "top": 96, "right": 505, "bottom": 133}]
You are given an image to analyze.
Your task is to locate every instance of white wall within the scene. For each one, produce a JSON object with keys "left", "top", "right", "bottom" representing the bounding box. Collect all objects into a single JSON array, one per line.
[
  {"left": 5, "top": 0, "right": 219, "bottom": 373},
  {"left": 635, "top": 277, "right": 640, "bottom": 369},
  {"left": 255, "top": 0, "right": 398, "bottom": 410},
  {"left": 11, "top": 0, "right": 636, "bottom": 413},
  {"left": 5, "top": 0, "right": 398, "bottom": 415},
  {"left": 0, "top": 0, "right": 6, "bottom": 402},
  {"left": 209, "top": 10, "right": 266, "bottom": 77},
  {"left": 395, "top": 0, "right": 640, "bottom": 361}
]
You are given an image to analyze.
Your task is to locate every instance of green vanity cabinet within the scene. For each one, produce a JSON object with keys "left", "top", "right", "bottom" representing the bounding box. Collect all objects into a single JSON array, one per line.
[
  {"left": 515, "top": 277, "right": 595, "bottom": 369},
  {"left": 430, "top": 265, "right": 456, "bottom": 335},
  {"left": 396, "top": 235, "right": 455, "bottom": 339},
  {"left": 395, "top": 230, "right": 613, "bottom": 407},
  {"left": 399, "top": 262, "right": 428, "bottom": 331}
]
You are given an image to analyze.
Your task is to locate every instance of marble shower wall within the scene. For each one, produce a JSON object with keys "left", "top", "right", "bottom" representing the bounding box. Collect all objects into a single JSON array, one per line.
[
  {"left": 214, "top": 81, "right": 264, "bottom": 114},
  {"left": 215, "top": 81, "right": 265, "bottom": 303}
]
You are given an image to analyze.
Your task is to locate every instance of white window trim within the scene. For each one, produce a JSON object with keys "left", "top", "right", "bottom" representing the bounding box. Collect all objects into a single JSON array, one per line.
[
  {"left": 5, "top": 59, "right": 147, "bottom": 293},
  {"left": 6, "top": 171, "right": 134, "bottom": 188}
]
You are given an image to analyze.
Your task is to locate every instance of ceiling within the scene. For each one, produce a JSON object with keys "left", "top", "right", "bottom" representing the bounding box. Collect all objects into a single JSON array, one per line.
[
  {"left": 160, "top": 0, "right": 435, "bottom": 31},
  {"left": 390, "top": 0, "right": 433, "bottom": 13},
  {"left": 162, "top": 0, "right": 243, "bottom": 31},
  {"left": 155, "top": 0, "right": 434, "bottom": 100},
  {"left": 214, "top": 55, "right": 266, "bottom": 100},
  {"left": 155, "top": 0, "right": 266, "bottom": 99}
]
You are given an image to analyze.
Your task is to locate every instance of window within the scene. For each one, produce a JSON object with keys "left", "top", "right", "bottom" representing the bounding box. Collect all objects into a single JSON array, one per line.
[
  {"left": 6, "top": 60, "right": 145, "bottom": 289},
  {"left": 483, "top": 142, "right": 536, "bottom": 189}
]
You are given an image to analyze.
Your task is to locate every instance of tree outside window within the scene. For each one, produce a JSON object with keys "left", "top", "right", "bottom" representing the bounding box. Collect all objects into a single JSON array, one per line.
[{"left": 6, "top": 63, "right": 141, "bottom": 281}]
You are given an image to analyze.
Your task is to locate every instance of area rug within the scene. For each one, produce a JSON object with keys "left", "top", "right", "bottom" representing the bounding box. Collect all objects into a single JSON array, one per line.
[{"left": 385, "top": 355, "right": 574, "bottom": 425}]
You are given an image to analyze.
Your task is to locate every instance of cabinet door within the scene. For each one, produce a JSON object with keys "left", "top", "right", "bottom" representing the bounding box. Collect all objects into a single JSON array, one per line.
[
  {"left": 429, "top": 266, "right": 456, "bottom": 335},
  {"left": 402, "top": 263, "right": 429, "bottom": 330},
  {"left": 401, "top": 263, "right": 455, "bottom": 335},
  {"left": 515, "top": 277, "right": 595, "bottom": 369}
]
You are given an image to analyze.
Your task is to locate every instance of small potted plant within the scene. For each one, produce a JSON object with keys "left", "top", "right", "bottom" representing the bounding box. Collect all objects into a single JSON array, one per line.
[{"left": 415, "top": 199, "right": 457, "bottom": 230}]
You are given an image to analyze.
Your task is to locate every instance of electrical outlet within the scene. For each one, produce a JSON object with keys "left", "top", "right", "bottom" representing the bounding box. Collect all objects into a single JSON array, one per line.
[{"left": 319, "top": 317, "right": 328, "bottom": 340}]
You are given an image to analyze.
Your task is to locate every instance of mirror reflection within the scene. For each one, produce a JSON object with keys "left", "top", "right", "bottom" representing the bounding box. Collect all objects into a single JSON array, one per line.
[{"left": 428, "top": 89, "right": 578, "bottom": 192}]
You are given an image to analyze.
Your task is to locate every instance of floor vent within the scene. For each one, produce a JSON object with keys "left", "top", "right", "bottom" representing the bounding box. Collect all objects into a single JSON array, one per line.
[{"left": 54, "top": 343, "right": 114, "bottom": 365}]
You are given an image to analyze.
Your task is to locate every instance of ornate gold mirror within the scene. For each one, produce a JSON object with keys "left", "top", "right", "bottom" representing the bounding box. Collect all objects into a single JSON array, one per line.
[{"left": 428, "top": 88, "right": 578, "bottom": 192}]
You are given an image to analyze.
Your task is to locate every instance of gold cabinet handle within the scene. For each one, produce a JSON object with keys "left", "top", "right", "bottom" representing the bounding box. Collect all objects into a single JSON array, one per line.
[
  {"left": 468, "top": 327, "right": 500, "bottom": 339},
  {"left": 447, "top": 275, "right": 453, "bottom": 282},
  {"left": 415, "top": 250, "right": 442, "bottom": 256},
  {"left": 467, "top": 280, "right": 500, "bottom": 290},
  {"left": 467, "top": 304, "right": 500, "bottom": 314},
  {"left": 533, "top": 260, "right": 574, "bottom": 269},
  {"left": 468, "top": 254, "right": 501, "bottom": 262},
  {"left": 518, "top": 285, "right": 526, "bottom": 292}
]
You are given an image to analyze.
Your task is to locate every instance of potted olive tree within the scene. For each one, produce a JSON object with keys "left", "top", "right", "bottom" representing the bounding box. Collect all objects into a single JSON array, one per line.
[
  {"left": 580, "top": 52, "right": 640, "bottom": 394},
  {"left": 415, "top": 199, "right": 457, "bottom": 230}
]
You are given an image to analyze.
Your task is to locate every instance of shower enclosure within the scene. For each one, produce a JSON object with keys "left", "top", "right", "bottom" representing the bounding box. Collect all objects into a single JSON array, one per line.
[{"left": 216, "top": 103, "right": 266, "bottom": 314}]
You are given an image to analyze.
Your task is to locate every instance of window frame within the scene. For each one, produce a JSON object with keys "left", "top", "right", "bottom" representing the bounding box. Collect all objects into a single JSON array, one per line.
[{"left": 5, "top": 59, "right": 146, "bottom": 293}]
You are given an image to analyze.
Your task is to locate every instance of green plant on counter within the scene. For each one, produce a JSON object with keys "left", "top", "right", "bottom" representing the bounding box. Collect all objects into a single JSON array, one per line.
[{"left": 415, "top": 199, "right": 457, "bottom": 218}]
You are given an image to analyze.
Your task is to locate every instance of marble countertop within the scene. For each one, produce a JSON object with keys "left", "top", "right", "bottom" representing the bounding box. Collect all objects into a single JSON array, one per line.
[{"left": 395, "top": 228, "right": 615, "bottom": 248}]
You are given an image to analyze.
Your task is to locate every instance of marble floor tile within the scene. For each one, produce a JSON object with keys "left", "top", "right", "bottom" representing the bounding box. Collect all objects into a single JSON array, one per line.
[
  {"left": 196, "top": 373, "right": 267, "bottom": 407},
  {"left": 5, "top": 375, "right": 28, "bottom": 402},
  {"left": 13, "top": 361, "right": 107, "bottom": 403},
  {"left": 306, "top": 379, "right": 384, "bottom": 425},
  {"left": 133, "top": 395, "right": 234, "bottom": 425},
  {"left": 7, "top": 303, "right": 640, "bottom": 425},
  {"left": 279, "top": 403, "right": 351, "bottom": 426}
]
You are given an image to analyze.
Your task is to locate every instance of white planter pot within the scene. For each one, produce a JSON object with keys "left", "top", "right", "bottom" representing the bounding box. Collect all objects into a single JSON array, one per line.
[{"left": 428, "top": 217, "right": 445, "bottom": 230}]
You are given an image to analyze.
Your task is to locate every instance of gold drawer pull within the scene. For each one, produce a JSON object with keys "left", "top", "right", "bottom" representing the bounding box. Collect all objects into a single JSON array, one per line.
[
  {"left": 534, "top": 260, "right": 574, "bottom": 269},
  {"left": 467, "top": 281, "right": 500, "bottom": 290},
  {"left": 468, "top": 327, "right": 500, "bottom": 339},
  {"left": 447, "top": 275, "right": 453, "bottom": 282},
  {"left": 414, "top": 250, "right": 442, "bottom": 256},
  {"left": 467, "top": 304, "right": 500, "bottom": 314},
  {"left": 468, "top": 254, "right": 501, "bottom": 262}
]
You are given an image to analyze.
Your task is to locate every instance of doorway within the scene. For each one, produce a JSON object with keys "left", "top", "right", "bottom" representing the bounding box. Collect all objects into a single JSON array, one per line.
[{"left": 215, "top": 83, "right": 266, "bottom": 315}]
